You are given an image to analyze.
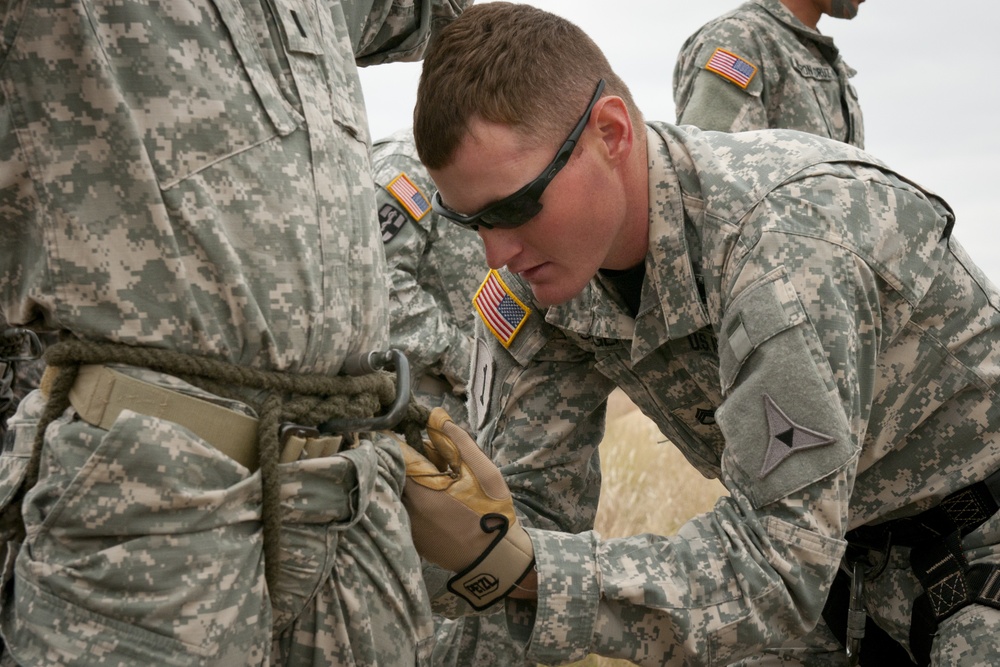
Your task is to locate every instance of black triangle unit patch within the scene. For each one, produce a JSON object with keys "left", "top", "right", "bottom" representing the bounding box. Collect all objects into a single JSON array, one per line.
[{"left": 759, "top": 394, "right": 834, "bottom": 477}]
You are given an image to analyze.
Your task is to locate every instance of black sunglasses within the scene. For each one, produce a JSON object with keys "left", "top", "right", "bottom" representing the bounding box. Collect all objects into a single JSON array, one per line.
[{"left": 431, "top": 79, "right": 607, "bottom": 231}]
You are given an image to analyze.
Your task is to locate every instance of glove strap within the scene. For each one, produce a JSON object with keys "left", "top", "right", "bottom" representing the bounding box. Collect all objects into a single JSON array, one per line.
[{"left": 447, "top": 513, "right": 535, "bottom": 610}]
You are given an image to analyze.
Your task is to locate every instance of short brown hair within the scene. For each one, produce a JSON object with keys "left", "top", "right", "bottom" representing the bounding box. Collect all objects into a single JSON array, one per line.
[{"left": 413, "top": 2, "right": 641, "bottom": 169}]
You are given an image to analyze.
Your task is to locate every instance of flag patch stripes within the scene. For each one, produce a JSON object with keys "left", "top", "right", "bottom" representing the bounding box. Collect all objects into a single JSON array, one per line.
[
  {"left": 473, "top": 270, "right": 530, "bottom": 347},
  {"left": 705, "top": 47, "right": 758, "bottom": 88},
  {"left": 387, "top": 173, "right": 430, "bottom": 220}
]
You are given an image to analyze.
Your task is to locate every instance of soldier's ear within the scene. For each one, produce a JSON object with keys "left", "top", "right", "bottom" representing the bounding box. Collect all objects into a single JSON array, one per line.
[{"left": 591, "top": 96, "right": 633, "bottom": 166}]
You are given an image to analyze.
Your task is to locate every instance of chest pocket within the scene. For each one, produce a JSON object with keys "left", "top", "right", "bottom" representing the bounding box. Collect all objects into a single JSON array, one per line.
[
  {"left": 300, "top": 0, "right": 371, "bottom": 146},
  {"left": 792, "top": 59, "right": 848, "bottom": 140},
  {"left": 88, "top": 0, "right": 303, "bottom": 189}
]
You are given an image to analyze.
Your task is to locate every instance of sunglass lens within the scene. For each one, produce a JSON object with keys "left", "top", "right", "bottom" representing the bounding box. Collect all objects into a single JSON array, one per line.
[{"left": 480, "top": 198, "right": 542, "bottom": 229}]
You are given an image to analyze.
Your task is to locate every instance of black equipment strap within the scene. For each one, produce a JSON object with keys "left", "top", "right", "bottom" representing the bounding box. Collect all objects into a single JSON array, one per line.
[
  {"left": 822, "top": 568, "right": 917, "bottom": 665},
  {"left": 827, "top": 469, "right": 1000, "bottom": 666}
]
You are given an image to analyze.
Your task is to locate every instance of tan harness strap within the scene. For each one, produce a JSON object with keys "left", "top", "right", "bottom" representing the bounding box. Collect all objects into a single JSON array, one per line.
[{"left": 66, "top": 364, "right": 260, "bottom": 471}]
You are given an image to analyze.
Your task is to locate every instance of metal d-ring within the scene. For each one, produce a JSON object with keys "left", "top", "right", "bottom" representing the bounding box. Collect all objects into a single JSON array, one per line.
[{"left": 316, "top": 349, "right": 411, "bottom": 435}]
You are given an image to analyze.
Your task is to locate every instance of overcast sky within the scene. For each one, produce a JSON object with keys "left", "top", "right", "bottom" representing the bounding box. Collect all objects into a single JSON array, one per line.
[{"left": 359, "top": 0, "right": 1000, "bottom": 283}]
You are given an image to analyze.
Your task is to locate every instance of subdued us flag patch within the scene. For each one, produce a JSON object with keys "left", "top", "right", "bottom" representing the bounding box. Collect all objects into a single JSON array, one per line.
[
  {"left": 705, "top": 47, "right": 758, "bottom": 89},
  {"left": 386, "top": 172, "right": 430, "bottom": 221},
  {"left": 473, "top": 270, "right": 529, "bottom": 348}
]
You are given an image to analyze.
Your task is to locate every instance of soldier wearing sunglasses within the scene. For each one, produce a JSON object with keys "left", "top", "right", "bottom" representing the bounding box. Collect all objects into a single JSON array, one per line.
[{"left": 400, "top": 3, "right": 1000, "bottom": 666}]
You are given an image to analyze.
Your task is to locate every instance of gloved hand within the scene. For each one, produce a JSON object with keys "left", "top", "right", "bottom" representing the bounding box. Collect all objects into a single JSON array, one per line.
[{"left": 398, "top": 407, "right": 534, "bottom": 610}]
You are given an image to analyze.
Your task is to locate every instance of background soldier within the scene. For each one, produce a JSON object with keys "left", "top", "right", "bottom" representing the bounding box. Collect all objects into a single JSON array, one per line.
[
  {"left": 373, "top": 127, "right": 484, "bottom": 431},
  {"left": 673, "top": 0, "right": 865, "bottom": 147},
  {"left": 402, "top": 4, "right": 1000, "bottom": 666},
  {"left": 372, "top": 127, "right": 528, "bottom": 667},
  {"left": 0, "top": 0, "right": 469, "bottom": 664}
]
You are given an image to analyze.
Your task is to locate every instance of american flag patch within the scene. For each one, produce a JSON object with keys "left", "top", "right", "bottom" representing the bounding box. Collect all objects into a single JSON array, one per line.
[
  {"left": 386, "top": 173, "right": 430, "bottom": 221},
  {"left": 473, "top": 271, "right": 530, "bottom": 348},
  {"left": 705, "top": 47, "right": 757, "bottom": 89}
]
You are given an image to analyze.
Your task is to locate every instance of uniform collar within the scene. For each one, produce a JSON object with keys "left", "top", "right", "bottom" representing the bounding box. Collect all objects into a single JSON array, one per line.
[
  {"left": 636, "top": 126, "right": 710, "bottom": 351},
  {"left": 541, "top": 127, "right": 709, "bottom": 358}
]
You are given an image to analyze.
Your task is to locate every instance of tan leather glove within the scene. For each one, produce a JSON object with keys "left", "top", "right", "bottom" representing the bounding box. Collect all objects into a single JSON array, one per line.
[{"left": 399, "top": 407, "right": 534, "bottom": 610}]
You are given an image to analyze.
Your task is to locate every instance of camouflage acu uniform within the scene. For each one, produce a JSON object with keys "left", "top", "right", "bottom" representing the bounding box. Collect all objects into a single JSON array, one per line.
[
  {"left": 462, "top": 124, "right": 1000, "bottom": 666},
  {"left": 0, "top": 0, "right": 468, "bottom": 665},
  {"left": 372, "top": 130, "right": 527, "bottom": 667},
  {"left": 673, "top": 0, "right": 864, "bottom": 147},
  {"left": 372, "top": 127, "right": 485, "bottom": 431}
]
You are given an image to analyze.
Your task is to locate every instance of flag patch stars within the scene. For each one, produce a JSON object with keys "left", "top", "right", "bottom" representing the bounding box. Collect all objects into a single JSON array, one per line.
[
  {"left": 759, "top": 394, "right": 834, "bottom": 477},
  {"left": 386, "top": 172, "right": 430, "bottom": 221},
  {"left": 474, "top": 270, "right": 530, "bottom": 348},
  {"left": 705, "top": 47, "right": 758, "bottom": 89}
]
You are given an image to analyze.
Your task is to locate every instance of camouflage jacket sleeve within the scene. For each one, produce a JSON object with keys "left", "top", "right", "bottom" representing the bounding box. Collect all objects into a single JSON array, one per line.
[
  {"left": 348, "top": 0, "right": 472, "bottom": 66},
  {"left": 672, "top": 10, "right": 771, "bottom": 133},
  {"left": 372, "top": 135, "right": 473, "bottom": 392},
  {"left": 505, "top": 243, "right": 877, "bottom": 666},
  {"left": 469, "top": 181, "right": 911, "bottom": 664}
]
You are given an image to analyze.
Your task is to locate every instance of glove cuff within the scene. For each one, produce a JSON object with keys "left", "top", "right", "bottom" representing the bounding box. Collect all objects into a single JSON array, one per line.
[{"left": 447, "top": 513, "right": 535, "bottom": 610}]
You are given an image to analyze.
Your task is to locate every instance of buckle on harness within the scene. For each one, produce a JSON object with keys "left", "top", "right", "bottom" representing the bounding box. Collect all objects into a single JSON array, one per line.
[
  {"left": 278, "top": 423, "right": 343, "bottom": 462},
  {"left": 0, "top": 328, "right": 43, "bottom": 363}
]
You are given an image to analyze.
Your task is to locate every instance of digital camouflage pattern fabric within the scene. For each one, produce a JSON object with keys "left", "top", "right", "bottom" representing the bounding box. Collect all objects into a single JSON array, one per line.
[
  {"left": 673, "top": 0, "right": 864, "bottom": 147},
  {"left": 372, "top": 128, "right": 528, "bottom": 667},
  {"left": 461, "top": 124, "right": 1000, "bottom": 666},
  {"left": 372, "top": 128, "right": 485, "bottom": 431},
  {"left": 0, "top": 0, "right": 469, "bottom": 664}
]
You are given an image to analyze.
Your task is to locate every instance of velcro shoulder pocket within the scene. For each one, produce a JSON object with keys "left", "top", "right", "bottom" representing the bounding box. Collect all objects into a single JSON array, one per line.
[{"left": 716, "top": 268, "right": 855, "bottom": 508}]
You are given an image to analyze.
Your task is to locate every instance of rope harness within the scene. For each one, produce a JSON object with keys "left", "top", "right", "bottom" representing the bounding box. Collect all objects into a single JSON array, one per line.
[{"left": 24, "top": 339, "right": 430, "bottom": 591}]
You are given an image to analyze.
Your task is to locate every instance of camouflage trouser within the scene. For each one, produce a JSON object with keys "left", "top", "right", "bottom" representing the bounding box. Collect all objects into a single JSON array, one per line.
[
  {"left": 0, "top": 371, "right": 433, "bottom": 666},
  {"left": 730, "top": 511, "right": 1000, "bottom": 666}
]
